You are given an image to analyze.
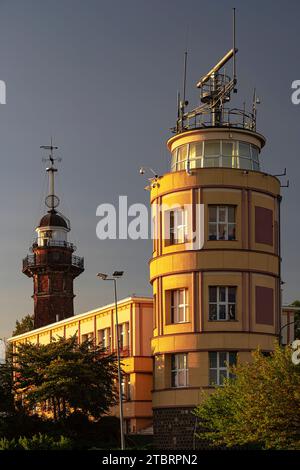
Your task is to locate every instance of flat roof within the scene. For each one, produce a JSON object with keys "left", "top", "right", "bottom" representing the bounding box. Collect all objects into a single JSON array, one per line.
[{"left": 8, "top": 295, "right": 153, "bottom": 342}]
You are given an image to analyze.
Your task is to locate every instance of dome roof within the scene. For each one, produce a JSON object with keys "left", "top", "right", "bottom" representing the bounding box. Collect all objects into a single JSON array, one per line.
[{"left": 38, "top": 211, "right": 68, "bottom": 229}]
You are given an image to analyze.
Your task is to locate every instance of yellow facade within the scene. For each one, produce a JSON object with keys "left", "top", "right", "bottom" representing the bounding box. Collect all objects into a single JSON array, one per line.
[
  {"left": 9, "top": 296, "right": 153, "bottom": 435},
  {"left": 150, "top": 127, "right": 281, "bottom": 436}
]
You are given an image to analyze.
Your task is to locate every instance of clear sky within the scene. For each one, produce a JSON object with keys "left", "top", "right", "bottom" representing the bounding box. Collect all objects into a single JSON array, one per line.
[{"left": 0, "top": 0, "right": 299, "bottom": 340}]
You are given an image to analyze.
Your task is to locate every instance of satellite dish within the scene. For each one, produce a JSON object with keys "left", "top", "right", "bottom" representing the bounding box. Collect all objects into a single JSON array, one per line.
[{"left": 45, "top": 195, "right": 60, "bottom": 209}]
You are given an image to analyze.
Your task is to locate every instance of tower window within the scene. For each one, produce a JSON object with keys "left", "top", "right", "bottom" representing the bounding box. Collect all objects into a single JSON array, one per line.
[
  {"left": 209, "top": 351, "right": 237, "bottom": 386},
  {"left": 170, "top": 289, "right": 189, "bottom": 323},
  {"left": 208, "top": 205, "right": 236, "bottom": 240},
  {"left": 171, "top": 353, "right": 188, "bottom": 388},
  {"left": 209, "top": 286, "right": 236, "bottom": 321},
  {"left": 168, "top": 208, "right": 188, "bottom": 244},
  {"left": 170, "top": 141, "right": 260, "bottom": 172}
]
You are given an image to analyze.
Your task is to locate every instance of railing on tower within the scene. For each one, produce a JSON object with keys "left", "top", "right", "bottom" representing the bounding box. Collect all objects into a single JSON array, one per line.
[
  {"left": 31, "top": 239, "right": 76, "bottom": 250},
  {"left": 23, "top": 253, "right": 84, "bottom": 271},
  {"left": 175, "top": 107, "right": 256, "bottom": 134}
]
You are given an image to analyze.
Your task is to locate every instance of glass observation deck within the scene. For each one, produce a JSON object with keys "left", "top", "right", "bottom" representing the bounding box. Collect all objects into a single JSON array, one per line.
[{"left": 171, "top": 139, "right": 260, "bottom": 172}]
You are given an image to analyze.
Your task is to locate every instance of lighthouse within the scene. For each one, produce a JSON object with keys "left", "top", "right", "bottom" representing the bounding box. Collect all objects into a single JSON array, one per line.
[
  {"left": 23, "top": 144, "right": 84, "bottom": 329},
  {"left": 150, "top": 13, "right": 281, "bottom": 449}
]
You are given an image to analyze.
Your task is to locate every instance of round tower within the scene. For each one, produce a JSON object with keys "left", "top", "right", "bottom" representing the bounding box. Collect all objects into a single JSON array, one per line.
[
  {"left": 23, "top": 144, "right": 84, "bottom": 329},
  {"left": 150, "top": 37, "right": 281, "bottom": 449}
]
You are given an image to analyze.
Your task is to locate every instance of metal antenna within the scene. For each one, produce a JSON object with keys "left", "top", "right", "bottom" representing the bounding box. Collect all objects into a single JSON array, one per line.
[
  {"left": 173, "top": 9, "right": 260, "bottom": 134},
  {"left": 40, "top": 139, "right": 62, "bottom": 211},
  {"left": 178, "top": 50, "right": 189, "bottom": 132},
  {"left": 233, "top": 7, "right": 237, "bottom": 92},
  {"left": 40, "top": 137, "right": 61, "bottom": 167},
  {"left": 183, "top": 50, "right": 188, "bottom": 106}
]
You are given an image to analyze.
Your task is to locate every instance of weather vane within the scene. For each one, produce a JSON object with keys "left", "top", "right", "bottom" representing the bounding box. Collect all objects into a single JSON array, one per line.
[{"left": 40, "top": 138, "right": 61, "bottom": 210}]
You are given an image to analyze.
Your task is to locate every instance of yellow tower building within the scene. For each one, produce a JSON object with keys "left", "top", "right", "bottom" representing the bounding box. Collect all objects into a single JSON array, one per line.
[{"left": 150, "top": 39, "right": 281, "bottom": 448}]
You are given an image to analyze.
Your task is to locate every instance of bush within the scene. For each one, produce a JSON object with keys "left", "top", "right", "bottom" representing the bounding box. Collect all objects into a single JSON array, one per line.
[
  {"left": 0, "top": 433, "right": 72, "bottom": 450},
  {"left": 60, "top": 413, "right": 120, "bottom": 449},
  {"left": 0, "top": 411, "right": 121, "bottom": 450},
  {"left": 0, "top": 412, "right": 57, "bottom": 440}
]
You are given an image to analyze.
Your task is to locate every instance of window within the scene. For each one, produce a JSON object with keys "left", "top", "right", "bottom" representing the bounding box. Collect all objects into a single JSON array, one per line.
[
  {"left": 170, "top": 140, "right": 260, "bottom": 172},
  {"left": 171, "top": 353, "right": 188, "bottom": 388},
  {"left": 121, "top": 375, "right": 132, "bottom": 401},
  {"left": 81, "top": 332, "right": 94, "bottom": 344},
  {"left": 170, "top": 289, "right": 189, "bottom": 323},
  {"left": 171, "top": 148, "right": 178, "bottom": 171},
  {"left": 117, "top": 322, "right": 130, "bottom": 351},
  {"left": 205, "top": 140, "right": 221, "bottom": 156},
  {"left": 152, "top": 213, "right": 157, "bottom": 253},
  {"left": 209, "top": 352, "right": 237, "bottom": 386},
  {"left": 209, "top": 286, "right": 236, "bottom": 321},
  {"left": 98, "top": 328, "right": 111, "bottom": 350},
  {"left": 208, "top": 205, "right": 236, "bottom": 240},
  {"left": 169, "top": 208, "right": 188, "bottom": 244},
  {"left": 153, "top": 294, "right": 157, "bottom": 329},
  {"left": 176, "top": 145, "right": 189, "bottom": 170},
  {"left": 189, "top": 142, "right": 203, "bottom": 169},
  {"left": 238, "top": 142, "right": 260, "bottom": 170}
]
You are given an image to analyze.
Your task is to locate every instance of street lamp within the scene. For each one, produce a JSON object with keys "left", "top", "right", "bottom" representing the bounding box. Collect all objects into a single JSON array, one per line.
[
  {"left": 279, "top": 320, "right": 297, "bottom": 346},
  {"left": 97, "top": 270, "right": 125, "bottom": 450}
]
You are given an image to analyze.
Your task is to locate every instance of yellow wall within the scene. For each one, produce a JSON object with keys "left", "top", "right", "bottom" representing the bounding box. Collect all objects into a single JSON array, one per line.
[
  {"left": 9, "top": 296, "right": 154, "bottom": 434},
  {"left": 150, "top": 127, "right": 281, "bottom": 411}
]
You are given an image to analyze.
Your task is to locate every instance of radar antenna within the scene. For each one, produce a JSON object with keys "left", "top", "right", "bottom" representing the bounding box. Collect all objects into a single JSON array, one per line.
[{"left": 174, "top": 9, "right": 257, "bottom": 133}]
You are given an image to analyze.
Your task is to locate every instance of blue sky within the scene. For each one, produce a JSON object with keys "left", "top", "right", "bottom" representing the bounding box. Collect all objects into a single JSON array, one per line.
[{"left": 0, "top": 0, "right": 299, "bottom": 341}]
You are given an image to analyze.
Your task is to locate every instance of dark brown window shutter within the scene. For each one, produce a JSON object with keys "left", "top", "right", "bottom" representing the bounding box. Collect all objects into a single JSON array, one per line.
[
  {"left": 255, "top": 286, "right": 274, "bottom": 325},
  {"left": 255, "top": 206, "right": 273, "bottom": 245}
]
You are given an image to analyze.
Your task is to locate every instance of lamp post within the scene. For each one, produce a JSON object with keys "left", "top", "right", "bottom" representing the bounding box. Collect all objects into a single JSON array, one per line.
[
  {"left": 279, "top": 320, "right": 297, "bottom": 346},
  {"left": 97, "top": 271, "right": 125, "bottom": 450}
]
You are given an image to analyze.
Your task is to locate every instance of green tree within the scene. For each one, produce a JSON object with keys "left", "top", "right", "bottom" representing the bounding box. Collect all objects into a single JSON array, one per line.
[
  {"left": 0, "top": 359, "right": 14, "bottom": 413},
  {"left": 13, "top": 336, "right": 118, "bottom": 421},
  {"left": 12, "top": 314, "right": 34, "bottom": 336},
  {"left": 194, "top": 344, "right": 300, "bottom": 450}
]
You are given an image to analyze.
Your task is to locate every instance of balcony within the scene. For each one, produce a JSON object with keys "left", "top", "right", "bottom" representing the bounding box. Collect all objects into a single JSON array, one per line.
[
  {"left": 31, "top": 239, "right": 76, "bottom": 250},
  {"left": 175, "top": 107, "right": 257, "bottom": 134},
  {"left": 23, "top": 253, "right": 84, "bottom": 272}
]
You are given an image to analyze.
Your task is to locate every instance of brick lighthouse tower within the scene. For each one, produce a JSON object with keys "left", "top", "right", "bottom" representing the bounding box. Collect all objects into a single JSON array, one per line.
[{"left": 23, "top": 144, "right": 84, "bottom": 329}]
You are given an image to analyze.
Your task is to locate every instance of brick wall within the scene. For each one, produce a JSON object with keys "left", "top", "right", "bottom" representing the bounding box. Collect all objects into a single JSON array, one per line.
[{"left": 153, "top": 407, "right": 210, "bottom": 450}]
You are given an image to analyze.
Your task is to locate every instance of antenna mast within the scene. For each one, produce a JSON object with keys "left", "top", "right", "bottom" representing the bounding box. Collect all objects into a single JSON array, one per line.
[
  {"left": 233, "top": 7, "right": 237, "bottom": 92},
  {"left": 173, "top": 9, "right": 257, "bottom": 133},
  {"left": 177, "top": 50, "right": 189, "bottom": 133},
  {"left": 40, "top": 139, "right": 61, "bottom": 212}
]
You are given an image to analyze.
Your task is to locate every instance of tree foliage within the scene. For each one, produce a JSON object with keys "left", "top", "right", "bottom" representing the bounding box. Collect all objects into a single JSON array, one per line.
[
  {"left": 194, "top": 344, "right": 300, "bottom": 450},
  {"left": 12, "top": 314, "right": 34, "bottom": 336},
  {"left": 0, "top": 359, "right": 14, "bottom": 413},
  {"left": 13, "top": 336, "right": 118, "bottom": 421}
]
